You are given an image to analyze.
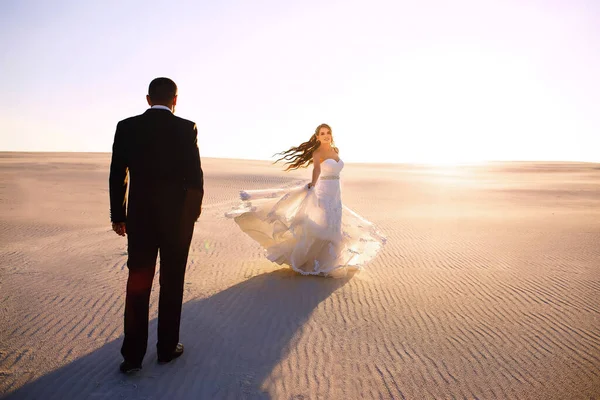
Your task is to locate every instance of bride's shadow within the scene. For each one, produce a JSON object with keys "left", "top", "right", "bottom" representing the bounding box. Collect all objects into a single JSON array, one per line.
[{"left": 7, "top": 269, "right": 352, "bottom": 400}]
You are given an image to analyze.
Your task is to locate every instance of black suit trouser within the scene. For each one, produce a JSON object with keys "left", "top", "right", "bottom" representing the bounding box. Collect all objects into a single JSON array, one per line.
[{"left": 120, "top": 214, "right": 195, "bottom": 364}]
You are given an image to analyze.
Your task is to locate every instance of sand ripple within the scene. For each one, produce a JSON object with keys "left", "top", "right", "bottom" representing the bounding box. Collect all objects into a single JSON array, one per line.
[{"left": 1, "top": 154, "right": 599, "bottom": 399}]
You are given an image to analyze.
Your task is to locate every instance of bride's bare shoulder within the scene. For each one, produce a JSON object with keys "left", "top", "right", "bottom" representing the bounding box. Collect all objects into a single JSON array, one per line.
[{"left": 312, "top": 148, "right": 323, "bottom": 164}]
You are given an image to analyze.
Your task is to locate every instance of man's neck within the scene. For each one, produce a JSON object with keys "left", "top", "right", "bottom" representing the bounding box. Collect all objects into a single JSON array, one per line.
[{"left": 151, "top": 105, "right": 173, "bottom": 112}]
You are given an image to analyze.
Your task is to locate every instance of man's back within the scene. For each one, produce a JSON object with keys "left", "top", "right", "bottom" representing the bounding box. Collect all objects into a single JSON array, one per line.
[{"left": 109, "top": 108, "right": 203, "bottom": 225}]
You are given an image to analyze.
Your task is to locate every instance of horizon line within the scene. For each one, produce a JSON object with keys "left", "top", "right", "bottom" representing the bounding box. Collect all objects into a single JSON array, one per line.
[{"left": 0, "top": 151, "right": 598, "bottom": 165}]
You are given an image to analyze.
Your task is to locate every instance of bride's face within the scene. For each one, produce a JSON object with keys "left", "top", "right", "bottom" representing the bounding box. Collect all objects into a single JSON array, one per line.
[{"left": 317, "top": 127, "right": 332, "bottom": 145}]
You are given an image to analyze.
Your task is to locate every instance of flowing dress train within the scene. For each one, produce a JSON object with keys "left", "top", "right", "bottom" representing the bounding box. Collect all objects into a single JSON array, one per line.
[{"left": 226, "top": 159, "right": 386, "bottom": 276}]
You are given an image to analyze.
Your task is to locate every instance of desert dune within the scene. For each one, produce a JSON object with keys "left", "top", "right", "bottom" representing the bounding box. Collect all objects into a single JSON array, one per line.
[{"left": 1, "top": 153, "right": 599, "bottom": 399}]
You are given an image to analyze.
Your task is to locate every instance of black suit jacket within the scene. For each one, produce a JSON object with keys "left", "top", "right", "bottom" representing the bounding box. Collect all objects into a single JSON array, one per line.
[{"left": 109, "top": 108, "right": 204, "bottom": 226}]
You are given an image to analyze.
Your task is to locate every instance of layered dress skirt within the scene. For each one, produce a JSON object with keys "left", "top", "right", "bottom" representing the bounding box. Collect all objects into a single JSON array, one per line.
[{"left": 226, "top": 159, "right": 386, "bottom": 276}]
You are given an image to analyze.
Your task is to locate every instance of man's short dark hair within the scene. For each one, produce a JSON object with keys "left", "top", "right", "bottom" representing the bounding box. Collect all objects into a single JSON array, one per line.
[{"left": 148, "top": 77, "right": 178, "bottom": 103}]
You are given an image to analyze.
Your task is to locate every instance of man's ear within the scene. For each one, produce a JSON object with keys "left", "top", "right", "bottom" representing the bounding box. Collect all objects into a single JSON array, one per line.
[
  {"left": 146, "top": 95, "right": 153, "bottom": 106},
  {"left": 172, "top": 95, "right": 178, "bottom": 106}
]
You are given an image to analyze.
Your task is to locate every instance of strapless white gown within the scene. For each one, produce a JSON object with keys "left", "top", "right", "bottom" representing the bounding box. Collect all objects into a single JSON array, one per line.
[{"left": 226, "top": 159, "right": 386, "bottom": 276}]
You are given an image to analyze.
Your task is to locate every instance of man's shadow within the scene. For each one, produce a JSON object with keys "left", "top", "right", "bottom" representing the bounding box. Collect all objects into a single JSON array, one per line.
[{"left": 6, "top": 269, "right": 352, "bottom": 399}]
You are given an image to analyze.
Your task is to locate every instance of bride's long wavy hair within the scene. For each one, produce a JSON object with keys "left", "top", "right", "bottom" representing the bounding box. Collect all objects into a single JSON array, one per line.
[{"left": 274, "top": 123, "right": 336, "bottom": 171}]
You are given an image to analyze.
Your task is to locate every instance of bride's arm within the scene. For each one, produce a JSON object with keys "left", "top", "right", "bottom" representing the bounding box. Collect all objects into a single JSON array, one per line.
[{"left": 308, "top": 152, "right": 321, "bottom": 189}]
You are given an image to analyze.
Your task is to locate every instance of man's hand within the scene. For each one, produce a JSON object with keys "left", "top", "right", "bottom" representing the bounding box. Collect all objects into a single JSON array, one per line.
[{"left": 112, "top": 222, "right": 127, "bottom": 237}]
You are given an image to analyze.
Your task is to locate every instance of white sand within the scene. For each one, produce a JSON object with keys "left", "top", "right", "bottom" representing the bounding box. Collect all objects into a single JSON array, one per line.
[{"left": 1, "top": 153, "right": 599, "bottom": 399}]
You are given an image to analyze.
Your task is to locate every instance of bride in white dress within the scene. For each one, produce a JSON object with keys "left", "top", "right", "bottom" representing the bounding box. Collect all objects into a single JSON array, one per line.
[{"left": 226, "top": 123, "right": 386, "bottom": 276}]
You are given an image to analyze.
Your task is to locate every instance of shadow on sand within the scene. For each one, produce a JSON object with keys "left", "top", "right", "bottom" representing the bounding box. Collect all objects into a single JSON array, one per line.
[{"left": 6, "top": 269, "right": 352, "bottom": 399}]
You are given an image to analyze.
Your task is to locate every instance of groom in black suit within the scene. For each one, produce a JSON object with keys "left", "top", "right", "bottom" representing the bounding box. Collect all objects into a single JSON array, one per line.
[{"left": 109, "top": 77, "right": 204, "bottom": 373}]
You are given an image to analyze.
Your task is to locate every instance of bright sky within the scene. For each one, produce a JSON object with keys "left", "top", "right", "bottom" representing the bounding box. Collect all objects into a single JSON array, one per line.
[{"left": 2, "top": 0, "right": 599, "bottom": 163}]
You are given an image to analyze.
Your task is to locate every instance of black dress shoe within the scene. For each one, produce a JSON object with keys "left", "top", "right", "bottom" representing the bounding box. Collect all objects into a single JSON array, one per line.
[
  {"left": 157, "top": 343, "right": 184, "bottom": 364},
  {"left": 119, "top": 361, "right": 142, "bottom": 374}
]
